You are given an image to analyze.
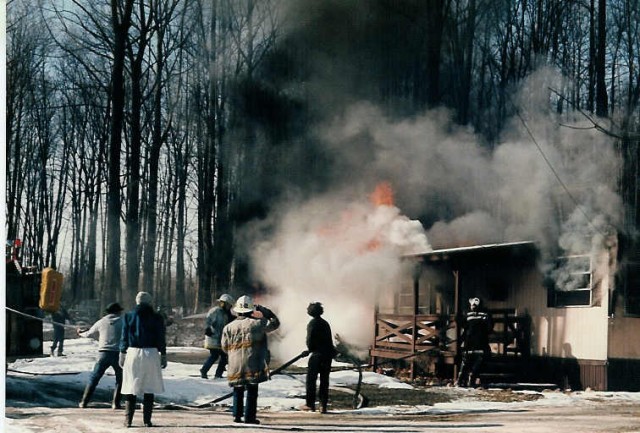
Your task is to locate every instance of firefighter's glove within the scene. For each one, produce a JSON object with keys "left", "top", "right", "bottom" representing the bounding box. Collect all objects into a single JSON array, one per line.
[
  {"left": 255, "top": 305, "right": 274, "bottom": 319},
  {"left": 161, "top": 354, "right": 168, "bottom": 369},
  {"left": 301, "top": 350, "right": 310, "bottom": 357},
  {"left": 204, "top": 327, "right": 213, "bottom": 337},
  {"left": 119, "top": 352, "right": 126, "bottom": 368}
]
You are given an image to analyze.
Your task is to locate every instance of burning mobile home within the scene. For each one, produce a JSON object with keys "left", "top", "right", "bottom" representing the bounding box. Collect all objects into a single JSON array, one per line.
[
  {"left": 250, "top": 180, "right": 638, "bottom": 391},
  {"left": 371, "top": 237, "right": 640, "bottom": 391}
]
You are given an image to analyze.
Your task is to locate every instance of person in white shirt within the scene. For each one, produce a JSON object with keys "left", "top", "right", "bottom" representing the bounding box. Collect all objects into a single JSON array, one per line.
[{"left": 77, "top": 302, "right": 124, "bottom": 409}]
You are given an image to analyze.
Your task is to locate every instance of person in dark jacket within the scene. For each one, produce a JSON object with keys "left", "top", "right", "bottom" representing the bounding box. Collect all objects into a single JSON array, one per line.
[
  {"left": 221, "top": 295, "right": 280, "bottom": 425},
  {"left": 456, "top": 297, "right": 493, "bottom": 388},
  {"left": 50, "top": 305, "right": 72, "bottom": 356},
  {"left": 77, "top": 302, "right": 124, "bottom": 409},
  {"left": 119, "top": 292, "right": 167, "bottom": 428},
  {"left": 301, "top": 302, "right": 336, "bottom": 413}
]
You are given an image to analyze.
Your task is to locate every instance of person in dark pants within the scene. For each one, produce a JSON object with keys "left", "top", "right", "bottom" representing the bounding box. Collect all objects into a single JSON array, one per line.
[
  {"left": 119, "top": 292, "right": 167, "bottom": 428},
  {"left": 77, "top": 302, "right": 124, "bottom": 409},
  {"left": 50, "top": 305, "right": 72, "bottom": 356},
  {"left": 199, "top": 293, "right": 235, "bottom": 379},
  {"left": 456, "top": 297, "right": 493, "bottom": 388},
  {"left": 301, "top": 302, "right": 336, "bottom": 413},
  {"left": 221, "top": 295, "right": 280, "bottom": 425}
]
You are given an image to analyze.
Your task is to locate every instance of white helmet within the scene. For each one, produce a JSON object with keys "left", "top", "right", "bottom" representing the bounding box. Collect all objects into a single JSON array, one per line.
[
  {"left": 218, "top": 293, "right": 235, "bottom": 305},
  {"left": 233, "top": 295, "right": 254, "bottom": 314}
]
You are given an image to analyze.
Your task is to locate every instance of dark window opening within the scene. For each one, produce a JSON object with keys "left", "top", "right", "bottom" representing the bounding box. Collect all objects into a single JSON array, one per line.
[{"left": 546, "top": 254, "right": 593, "bottom": 308}]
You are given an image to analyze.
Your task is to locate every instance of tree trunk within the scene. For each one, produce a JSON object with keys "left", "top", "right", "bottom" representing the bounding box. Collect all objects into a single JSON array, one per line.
[
  {"left": 423, "top": 0, "right": 446, "bottom": 107},
  {"left": 105, "top": 0, "right": 135, "bottom": 307},
  {"left": 595, "top": 0, "right": 608, "bottom": 117}
]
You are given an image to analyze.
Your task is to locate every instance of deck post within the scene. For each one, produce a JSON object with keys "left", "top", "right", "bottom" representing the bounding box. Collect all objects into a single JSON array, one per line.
[
  {"left": 411, "top": 277, "right": 419, "bottom": 378},
  {"left": 453, "top": 269, "right": 460, "bottom": 381}
]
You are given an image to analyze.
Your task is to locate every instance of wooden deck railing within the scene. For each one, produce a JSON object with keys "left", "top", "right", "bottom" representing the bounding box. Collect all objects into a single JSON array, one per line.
[
  {"left": 488, "top": 308, "right": 531, "bottom": 357},
  {"left": 370, "top": 309, "right": 531, "bottom": 379},
  {"left": 370, "top": 313, "right": 457, "bottom": 377}
]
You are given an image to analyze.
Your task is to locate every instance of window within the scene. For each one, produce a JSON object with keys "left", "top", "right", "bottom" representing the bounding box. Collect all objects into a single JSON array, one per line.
[{"left": 547, "top": 255, "right": 593, "bottom": 307}]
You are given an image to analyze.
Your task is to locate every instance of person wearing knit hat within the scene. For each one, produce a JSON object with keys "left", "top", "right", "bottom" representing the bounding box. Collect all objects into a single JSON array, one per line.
[
  {"left": 135, "top": 291, "right": 153, "bottom": 306},
  {"left": 77, "top": 302, "right": 124, "bottom": 409},
  {"left": 300, "top": 302, "right": 337, "bottom": 414},
  {"left": 119, "top": 292, "right": 167, "bottom": 428}
]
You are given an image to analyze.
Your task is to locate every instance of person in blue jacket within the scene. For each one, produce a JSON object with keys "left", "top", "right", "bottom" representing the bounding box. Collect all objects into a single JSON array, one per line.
[
  {"left": 119, "top": 292, "right": 167, "bottom": 428},
  {"left": 50, "top": 305, "right": 72, "bottom": 356}
]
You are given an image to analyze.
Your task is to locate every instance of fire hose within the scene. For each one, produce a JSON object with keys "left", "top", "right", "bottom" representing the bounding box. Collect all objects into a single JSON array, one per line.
[
  {"left": 195, "top": 350, "right": 310, "bottom": 408},
  {"left": 195, "top": 346, "right": 372, "bottom": 410},
  {"left": 6, "top": 306, "right": 80, "bottom": 330},
  {"left": 192, "top": 341, "right": 435, "bottom": 410}
]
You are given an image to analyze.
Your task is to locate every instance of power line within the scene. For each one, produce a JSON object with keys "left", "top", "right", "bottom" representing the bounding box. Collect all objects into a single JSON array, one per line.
[{"left": 511, "top": 106, "right": 609, "bottom": 239}]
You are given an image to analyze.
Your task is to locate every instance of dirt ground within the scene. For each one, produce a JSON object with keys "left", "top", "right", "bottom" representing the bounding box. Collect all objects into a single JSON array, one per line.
[{"left": 5, "top": 400, "right": 640, "bottom": 433}]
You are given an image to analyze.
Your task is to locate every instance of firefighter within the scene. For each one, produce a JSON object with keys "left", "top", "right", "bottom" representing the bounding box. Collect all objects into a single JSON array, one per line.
[
  {"left": 456, "top": 297, "right": 492, "bottom": 388},
  {"left": 221, "top": 295, "right": 280, "bottom": 425},
  {"left": 199, "top": 293, "right": 235, "bottom": 379}
]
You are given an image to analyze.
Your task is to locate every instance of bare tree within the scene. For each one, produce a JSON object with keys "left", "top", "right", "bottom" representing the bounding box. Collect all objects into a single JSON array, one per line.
[
  {"left": 6, "top": 2, "right": 48, "bottom": 259},
  {"left": 104, "top": 0, "right": 135, "bottom": 306},
  {"left": 142, "top": 0, "right": 182, "bottom": 301}
]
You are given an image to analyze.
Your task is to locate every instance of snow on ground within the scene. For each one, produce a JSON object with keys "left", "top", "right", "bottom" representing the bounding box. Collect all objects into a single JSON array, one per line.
[
  {"left": 5, "top": 338, "right": 640, "bottom": 432},
  {"left": 5, "top": 338, "right": 416, "bottom": 411}
]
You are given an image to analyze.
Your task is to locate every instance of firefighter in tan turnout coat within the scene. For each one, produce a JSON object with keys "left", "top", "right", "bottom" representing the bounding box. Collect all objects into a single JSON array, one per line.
[{"left": 221, "top": 295, "right": 280, "bottom": 424}]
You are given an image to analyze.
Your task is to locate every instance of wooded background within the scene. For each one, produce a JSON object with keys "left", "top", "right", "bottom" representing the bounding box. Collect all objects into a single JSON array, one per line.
[{"left": 6, "top": 0, "right": 639, "bottom": 314}]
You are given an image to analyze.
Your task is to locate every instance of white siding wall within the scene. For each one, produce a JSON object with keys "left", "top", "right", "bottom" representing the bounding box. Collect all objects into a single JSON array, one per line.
[{"left": 509, "top": 251, "right": 611, "bottom": 361}]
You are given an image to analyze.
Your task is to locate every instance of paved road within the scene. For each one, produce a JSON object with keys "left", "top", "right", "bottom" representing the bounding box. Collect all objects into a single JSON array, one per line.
[{"left": 5, "top": 401, "right": 640, "bottom": 433}]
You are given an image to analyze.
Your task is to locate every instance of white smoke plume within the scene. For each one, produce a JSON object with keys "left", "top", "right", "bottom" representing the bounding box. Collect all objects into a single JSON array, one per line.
[{"left": 248, "top": 191, "right": 430, "bottom": 360}]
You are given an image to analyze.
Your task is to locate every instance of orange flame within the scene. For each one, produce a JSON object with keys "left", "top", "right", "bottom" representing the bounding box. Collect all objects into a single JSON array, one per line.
[
  {"left": 364, "top": 239, "right": 381, "bottom": 252},
  {"left": 369, "top": 181, "right": 394, "bottom": 207},
  {"left": 363, "top": 182, "right": 395, "bottom": 251},
  {"left": 316, "top": 182, "right": 394, "bottom": 253}
]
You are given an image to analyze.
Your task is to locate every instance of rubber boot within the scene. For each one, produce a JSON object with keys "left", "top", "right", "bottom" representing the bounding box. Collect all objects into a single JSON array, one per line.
[
  {"left": 124, "top": 395, "right": 136, "bottom": 428},
  {"left": 469, "top": 374, "right": 478, "bottom": 388},
  {"left": 233, "top": 386, "right": 244, "bottom": 423},
  {"left": 143, "top": 393, "right": 154, "bottom": 427},
  {"left": 244, "top": 384, "right": 259, "bottom": 424},
  {"left": 79, "top": 383, "right": 96, "bottom": 408},
  {"left": 112, "top": 383, "right": 122, "bottom": 409}
]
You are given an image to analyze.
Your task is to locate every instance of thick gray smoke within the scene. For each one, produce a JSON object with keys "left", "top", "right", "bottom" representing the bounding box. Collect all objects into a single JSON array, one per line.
[{"left": 244, "top": 61, "right": 621, "bottom": 359}]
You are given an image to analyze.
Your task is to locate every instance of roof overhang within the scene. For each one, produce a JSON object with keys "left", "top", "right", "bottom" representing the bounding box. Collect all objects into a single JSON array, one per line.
[{"left": 404, "top": 241, "right": 539, "bottom": 264}]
